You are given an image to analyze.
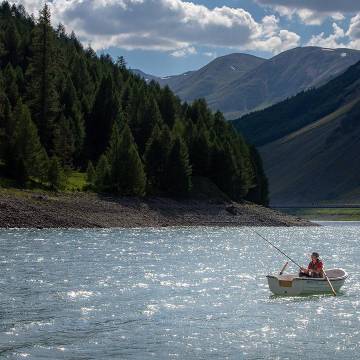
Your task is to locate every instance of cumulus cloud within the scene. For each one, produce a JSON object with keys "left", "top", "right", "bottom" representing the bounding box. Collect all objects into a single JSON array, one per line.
[
  {"left": 170, "top": 46, "right": 197, "bottom": 57},
  {"left": 256, "top": 0, "right": 360, "bottom": 13},
  {"left": 307, "top": 23, "right": 346, "bottom": 48},
  {"left": 256, "top": 0, "right": 353, "bottom": 25},
  {"left": 16, "top": 0, "right": 300, "bottom": 54},
  {"left": 203, "top": 52, "right": 217, "bottom": 58},
  {"left": 307, "top": 16, "right": 360, "bottom": 50},
  {"left": 347, "top": 14, "right": 360, "bottom": 40}
]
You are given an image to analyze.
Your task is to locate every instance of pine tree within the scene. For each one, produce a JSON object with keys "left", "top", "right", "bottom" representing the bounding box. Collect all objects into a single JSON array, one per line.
[
  {"left": 86, "top": 75, "right": 122, "bottom": 161},
  {"left": 159, "top": 86, "right": 177, "bottom": 128},
  {"left": 3, "top": 20, "right": 21, "bottom": 66},
  {"left": 86, "top": 160, "right": 96, "bottom": 187},
  {"left": 60, "top": 76, "right": 85, "bottom": 164},
  {"left": 48, "top": 156, "right": 66, "bottom": 190},
  {"left": 144, "top": 124, "right": 162, "bottom": 193},
  {"left": 0, "top": 94, "right": 14, "bottom": 165},
  {"left": 144, "top": 124, "right": 172, "bottom": 193},
  {"left": 116, "top": 56, "right": 126, "bottom": 70},
  {"left": 71, "top": 54, "right": 94, "bottom": 114},
  {"left": 210, "top": 142, "right": 239, "bottom": 199},
  {"left": 53, "top": 115, "right": 75, "bottom": 167},
  {"left": 95, "top": 154, "right": 111, "bottom": 192},
  {"left": 166, "top": 136, "right": 192, "bottom": 196},
  {"left": 246, "top": 146, "right": 269, "bottom": 206},
  {"left": 132, "top": 96, "right": 162, "bottom": 154},
  {"left": 3, "top": 63, "right": 19, "bottom": 107},
  {"left": 0, "top": 31, "right": 6, "bottom": 65},
  {"left": 107, "top": 124, "right": 146, "bottom": 196},
  {"left": 190, "top": 127, "right": 211, "bottom": 176},
  {"left": 11, "top": 103, "right": 48, "bottom": 184},
  {"left": 26, "top": 4, "right": 59, "bottom": 151}
]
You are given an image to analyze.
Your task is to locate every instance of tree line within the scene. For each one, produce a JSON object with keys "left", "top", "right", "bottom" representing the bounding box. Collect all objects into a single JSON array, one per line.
[{"left": 0, "top": 2, "right": 268, "bottom": 205}]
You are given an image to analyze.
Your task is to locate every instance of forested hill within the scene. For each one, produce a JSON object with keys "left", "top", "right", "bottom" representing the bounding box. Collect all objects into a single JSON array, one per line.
[{"left": 0, "top": 2, "right": 268, "bottom": 205}]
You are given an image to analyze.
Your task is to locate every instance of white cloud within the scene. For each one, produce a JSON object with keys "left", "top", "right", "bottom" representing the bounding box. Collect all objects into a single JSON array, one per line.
[
  {"left": 171, "top": 46, "right": 197, "bottom": 57},
  {"left": 256, "top": 0, "right": 360, "bottom": 13},
  {"left": 16, "top": 0, "right": 300, "bottom": 55},
  {"left": 257, "top": 0, "right": 352, "bottom": 25},
  {"left": 347, "top": 14, "right": 360, "bottom": 39},
  {"left": 251, "top": 29, "right": 300, "bottom": 54},
  {"left": 307, "top": 16, "right": 360, "bottom": 50},
  {"left": 307, "top": 23, "right": 346, "bottom": 48},
  {"left": 203, "top": 51, "right": 217, "bottom": 58}
]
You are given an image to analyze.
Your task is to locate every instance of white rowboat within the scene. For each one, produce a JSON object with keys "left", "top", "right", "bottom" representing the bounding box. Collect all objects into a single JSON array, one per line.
[{"left": 266, "top": 268, "right": 348, "bottom": 296}]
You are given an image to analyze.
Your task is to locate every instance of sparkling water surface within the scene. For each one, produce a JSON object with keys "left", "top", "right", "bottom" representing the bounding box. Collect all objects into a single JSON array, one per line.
[{"left": 0, "top": 225, "right": 359, "bottom": 359}]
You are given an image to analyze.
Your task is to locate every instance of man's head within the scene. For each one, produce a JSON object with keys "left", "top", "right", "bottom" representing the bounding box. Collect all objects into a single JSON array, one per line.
[{"left": 311, "top": 252, "right": 320, "bottom": 262}]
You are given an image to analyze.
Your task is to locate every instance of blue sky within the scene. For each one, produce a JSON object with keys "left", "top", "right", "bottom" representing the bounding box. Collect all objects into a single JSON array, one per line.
[{"left": 19, "top": 0, "right": 360, "bottom": 76}]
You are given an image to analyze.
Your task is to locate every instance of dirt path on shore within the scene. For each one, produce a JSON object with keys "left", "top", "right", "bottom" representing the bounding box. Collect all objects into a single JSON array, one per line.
[{"left": 0, "top": 190, "right": 313, "bottom": 228}]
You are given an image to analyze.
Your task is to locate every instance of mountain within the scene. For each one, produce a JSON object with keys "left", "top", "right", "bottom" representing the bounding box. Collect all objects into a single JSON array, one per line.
[
  {"left": 232, "top": 60, "right": 360, "bottom": 205},
  {"left": 163, "top": 53, "right": 265, "bottom": 104},
  {"left": 210, "top": 47, "right": 360, "bottom": 119},
  {"left": 131, "top": 69, "right": 161, "bottom": 83},
  {"left": 135, "top": 47, "right": 360, "bottom": 119}
]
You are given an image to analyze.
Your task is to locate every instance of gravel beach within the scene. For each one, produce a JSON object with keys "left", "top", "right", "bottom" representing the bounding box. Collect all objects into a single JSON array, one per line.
[{"left": 0, "top": 189, "right": 313, "bottom": 228}]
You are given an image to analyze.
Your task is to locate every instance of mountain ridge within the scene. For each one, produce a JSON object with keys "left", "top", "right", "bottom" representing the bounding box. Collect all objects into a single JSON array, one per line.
[{"left": 134, "top": 47, "right": 360, "bottom": 119}]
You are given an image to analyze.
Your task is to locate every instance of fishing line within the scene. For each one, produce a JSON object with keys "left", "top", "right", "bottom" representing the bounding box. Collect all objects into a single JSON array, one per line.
[{"left": 253, "top": 230, "right": 302, "bottom": 269}]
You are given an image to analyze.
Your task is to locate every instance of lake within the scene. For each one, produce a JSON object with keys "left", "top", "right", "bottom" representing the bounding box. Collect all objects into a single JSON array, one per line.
[{"left": 0, "top": 226, "right": 359, "bottom": 359}]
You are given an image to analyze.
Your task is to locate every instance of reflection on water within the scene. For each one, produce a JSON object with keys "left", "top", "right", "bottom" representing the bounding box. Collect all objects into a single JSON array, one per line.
[{"left": 0, "top": 226, "right": 359, "bottom": 359}]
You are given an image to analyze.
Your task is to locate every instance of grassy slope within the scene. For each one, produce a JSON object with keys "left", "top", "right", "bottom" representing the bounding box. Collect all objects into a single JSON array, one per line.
[
  {"left": 0, "top": 171, "right": 87, "bottom": 193},
  {"left": 260, "top": 100, "right": 360, "bottom": 206},
  {"left": 278, "top": 207, "right": 360, "bottom": 221}
]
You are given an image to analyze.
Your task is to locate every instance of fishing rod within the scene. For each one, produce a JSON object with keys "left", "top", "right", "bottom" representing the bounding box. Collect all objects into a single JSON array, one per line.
[{"left": 253, "top": 230, "right": 302, "bottom": 269}]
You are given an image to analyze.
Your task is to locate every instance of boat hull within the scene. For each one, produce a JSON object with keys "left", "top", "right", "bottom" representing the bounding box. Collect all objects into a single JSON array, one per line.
[{"left": 266, "top": 268, "right": 347, "bottom": 296}]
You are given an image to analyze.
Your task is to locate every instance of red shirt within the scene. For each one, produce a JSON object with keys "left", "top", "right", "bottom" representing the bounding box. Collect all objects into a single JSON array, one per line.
[{"left": 308, "top": 260, "right": 323, "bottom": 272}]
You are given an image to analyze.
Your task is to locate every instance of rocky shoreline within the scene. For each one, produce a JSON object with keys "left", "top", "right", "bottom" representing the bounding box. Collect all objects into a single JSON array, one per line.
[{"left": 0, "top": 189, "right": 314, "bottom": 228}]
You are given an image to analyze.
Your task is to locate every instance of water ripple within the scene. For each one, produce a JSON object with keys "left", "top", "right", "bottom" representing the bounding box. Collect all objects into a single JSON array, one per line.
[{"left": 0, "top": 226, "right": 359, "bottom": 359}]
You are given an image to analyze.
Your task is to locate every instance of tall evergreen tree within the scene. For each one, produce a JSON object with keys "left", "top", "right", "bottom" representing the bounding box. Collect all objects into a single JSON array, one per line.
[
  {"left": 0, "top": 31, "right": 6, "bottom": 64},
  {"left": 159, "top": 86, "right": 177, "bottom": 128},
  {"left": 53, "top": 115, "right": 75, "bottom": 167},
  {"left": 47, "top": 155, "right": 66, "bottom": 190},
  {"left": 165, "top": 136, "right": 192, "bottom": 195},
  {"left": 131, "top": 96, "right": 162, "bottom": 154},
  {"left": 26, "top": 4, "right": 59, "bottom": 150},
  {"left": 3, "top": 20, "right": 21, "bottom": 66},
  {"left": 86, "top": 75, "right": 121, "bottom": 161},
  {"left": 0, "top": 91, "right": 12, "bottom": 162},
  {"left": 3, "top": 63, "right": 19, "bottom": 107},
  {"left": 10, "top": 103, "right": 48, "bottom": 184},
  {"left": 107, "top": 124, "right": 146, "bottom": 196},
  {"left": 86, "top": 160, "right": 96, "bottom": 188},
  {"left": 246, "top": 146, "right": 269, "bottom": 206},
  {"left": 95, "top": 154, "right": 111, "bottom": 192},
  {"left": 144, "top": 124, "right": 172, "bottom": 193},
  {"left": 59, "top": 76, "right": 85, "bottom": 164},
  {"left": 190, "top": 127, "right": 211, "bottom": 176}
]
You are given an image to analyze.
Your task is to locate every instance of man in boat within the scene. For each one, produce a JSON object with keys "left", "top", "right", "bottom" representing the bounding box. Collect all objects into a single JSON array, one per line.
[{"left": 299, "top": 252, "right": 324, "bottom": 278}]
